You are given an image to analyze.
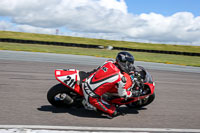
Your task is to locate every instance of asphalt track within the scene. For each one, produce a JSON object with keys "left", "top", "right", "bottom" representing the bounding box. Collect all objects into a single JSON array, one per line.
[{"left": 0, "top": 50, "right": 200, "bottom": 131}]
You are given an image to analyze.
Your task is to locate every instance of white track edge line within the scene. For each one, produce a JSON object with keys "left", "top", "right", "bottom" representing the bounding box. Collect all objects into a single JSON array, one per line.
[{"left": 0, "top": 125, "right": 200, "bottom": 132}]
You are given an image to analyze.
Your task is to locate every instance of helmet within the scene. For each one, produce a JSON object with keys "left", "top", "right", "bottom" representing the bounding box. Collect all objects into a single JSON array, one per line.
[{"left": 116, "top": 51, "right": 135, "bottom": 73}]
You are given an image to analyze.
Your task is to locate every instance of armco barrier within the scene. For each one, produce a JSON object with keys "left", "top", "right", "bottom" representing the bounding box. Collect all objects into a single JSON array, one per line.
[
  {"left": 113, "top": 47, "right": 200, "bottom": 56},
  {"left": 0, "top": 38, "right": 199, "bottom": 56}
]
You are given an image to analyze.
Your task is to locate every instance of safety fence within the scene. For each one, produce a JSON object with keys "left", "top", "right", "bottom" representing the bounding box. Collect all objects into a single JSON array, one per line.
[{"left": 0, "top": 38, "right": 199, "bottom": 56}]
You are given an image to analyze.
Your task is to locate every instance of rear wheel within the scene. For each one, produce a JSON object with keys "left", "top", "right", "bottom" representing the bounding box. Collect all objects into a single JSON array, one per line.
[
  {"left": 47, "top": 83, "right": 74, "bottom": 108},
  {"left": 126, "top": 93, "right": 155, "bottom": 108}
]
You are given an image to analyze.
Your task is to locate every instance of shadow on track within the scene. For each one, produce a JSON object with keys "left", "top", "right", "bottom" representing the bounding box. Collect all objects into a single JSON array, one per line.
[{"left": 37, "top": 105, "right": 144, "bottom": 119}]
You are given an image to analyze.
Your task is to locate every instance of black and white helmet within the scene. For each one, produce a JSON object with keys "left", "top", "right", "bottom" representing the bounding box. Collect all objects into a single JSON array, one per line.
[{"left": 116, "top": 51, "right": 135, "bottom": 73}]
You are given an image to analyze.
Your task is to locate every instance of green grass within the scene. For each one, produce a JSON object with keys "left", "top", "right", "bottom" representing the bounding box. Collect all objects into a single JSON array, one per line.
[
  {"left": 1, "top": 42, "right": 200, "bottom": 67},
  {"left": 1, "top": 30, "right": 200, "bottom": 53}
]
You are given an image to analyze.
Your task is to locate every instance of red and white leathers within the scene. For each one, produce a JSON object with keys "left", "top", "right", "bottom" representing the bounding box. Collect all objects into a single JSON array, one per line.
[{"left": 82, "top": 60, "right": 133, "bottom": 116}]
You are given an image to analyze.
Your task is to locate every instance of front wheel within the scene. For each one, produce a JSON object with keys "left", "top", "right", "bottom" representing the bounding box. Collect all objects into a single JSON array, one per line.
[
  {"left": 126, "top": 93, "right": 155, "bottom": 108},
  {"left": 47, "top": 83, "right": 74, "bottom": 108}
]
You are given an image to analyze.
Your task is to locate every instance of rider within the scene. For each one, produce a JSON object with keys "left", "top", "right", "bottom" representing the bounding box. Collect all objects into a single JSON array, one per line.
[{"left": 82, "top": 51, "right": 135, "bottom": 118}]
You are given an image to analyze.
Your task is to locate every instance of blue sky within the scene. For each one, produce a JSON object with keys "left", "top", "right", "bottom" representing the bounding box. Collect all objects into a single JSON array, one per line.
[
  {"left": 0, "top": 0, "right": 200, "bottom": 45},
  {"left": 125, "top": 0, "right": 200, "bottom": 16}
]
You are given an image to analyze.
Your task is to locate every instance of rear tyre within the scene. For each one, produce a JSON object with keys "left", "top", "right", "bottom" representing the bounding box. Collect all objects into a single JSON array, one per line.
[
  {"left": 47, "top": 83, "right": 73, "bottom": 108},
  {"left": 126, "top": 93, "right": 155, "bottom": 108}
]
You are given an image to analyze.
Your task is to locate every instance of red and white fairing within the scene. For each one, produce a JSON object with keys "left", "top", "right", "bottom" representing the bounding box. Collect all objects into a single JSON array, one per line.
[{"left": 55, "top": 69, "right": 83, "bottom": 95}]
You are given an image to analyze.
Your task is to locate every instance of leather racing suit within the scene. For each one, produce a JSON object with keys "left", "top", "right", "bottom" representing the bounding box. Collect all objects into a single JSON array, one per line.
[{"left": 82, "top": 60, "right": 133, "bottom": 116}]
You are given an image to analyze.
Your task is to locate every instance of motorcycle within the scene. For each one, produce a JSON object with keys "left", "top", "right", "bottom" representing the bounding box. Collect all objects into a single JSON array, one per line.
[{"left": 47, "top": 66, "right": 155, "bottom": 113}]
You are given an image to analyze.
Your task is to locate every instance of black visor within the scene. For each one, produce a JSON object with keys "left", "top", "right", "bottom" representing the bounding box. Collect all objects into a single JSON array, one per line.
[{"left": 121, "top": 55, "right": 134, "bottom": 63}]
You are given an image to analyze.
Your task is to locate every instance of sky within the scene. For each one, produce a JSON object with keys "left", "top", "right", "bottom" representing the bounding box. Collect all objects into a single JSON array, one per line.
[
  {"left": 0, "top": 0, "right": 200, "bottom": 46},
  {"left": 126, "top": 0, "right": 200, "bottom": 17}
]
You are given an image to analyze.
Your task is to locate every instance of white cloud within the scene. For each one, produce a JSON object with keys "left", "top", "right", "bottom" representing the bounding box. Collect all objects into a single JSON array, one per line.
[
  {"left": 0, "top": 20, "right": 56, "bottom": 34},
  {"left": 0, "top": 0, "right": 200, "bottom": 45},
  {"left": 0, "top": 20, "right": 13, "bottom": 30},
  {"left": 15, "top": 25, "right": 56, "bottom": 34}
]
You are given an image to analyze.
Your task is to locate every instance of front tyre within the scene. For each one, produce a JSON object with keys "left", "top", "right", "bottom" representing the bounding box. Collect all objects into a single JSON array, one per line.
[
  {"left": 126, "top": 93, "right": 155, "bottom": 108},
  {"left": 47, "top": 83, "right": 73, "bottom": 108}
]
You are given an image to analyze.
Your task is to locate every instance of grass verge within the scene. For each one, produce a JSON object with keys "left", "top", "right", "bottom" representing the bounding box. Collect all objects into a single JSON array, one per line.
[
  {"left": 0, "top": 42, "right": 200, "bottom": 67},
  {"left": 1, "top": 31, "right": 200, "bottom": 53}
]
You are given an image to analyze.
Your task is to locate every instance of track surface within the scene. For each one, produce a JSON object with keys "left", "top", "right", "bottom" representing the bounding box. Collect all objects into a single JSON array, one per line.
[{"left": 0, "top": 51, "right": 200, "bottom": 129}]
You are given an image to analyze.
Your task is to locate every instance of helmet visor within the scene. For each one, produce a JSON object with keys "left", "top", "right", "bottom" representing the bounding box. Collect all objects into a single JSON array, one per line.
[
  {"left": 119, "top": 60, "right": 134, "bottom": 73},
  {"left": 126, "top": 61, "right": 134, "bottom": 70},
  {"left": 121, "top": 56, "right": 134, "bottom": 63}
]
